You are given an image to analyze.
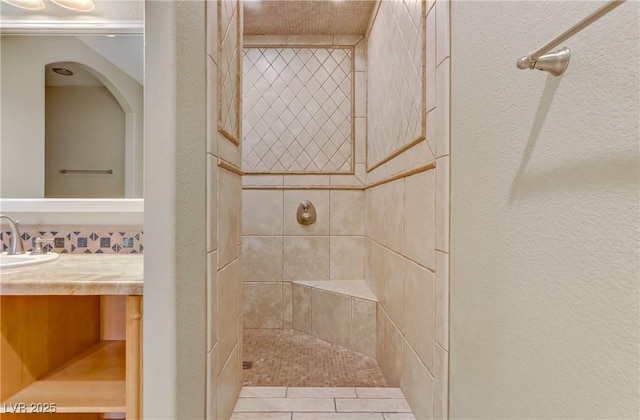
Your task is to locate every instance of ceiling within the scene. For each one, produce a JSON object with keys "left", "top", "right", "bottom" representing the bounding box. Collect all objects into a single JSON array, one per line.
[
  {"left": 243, "top": 0, "right": 377, "bottom": 36},
  {"left": 45, "top": 61, "right": 103, "bottom": 86}
]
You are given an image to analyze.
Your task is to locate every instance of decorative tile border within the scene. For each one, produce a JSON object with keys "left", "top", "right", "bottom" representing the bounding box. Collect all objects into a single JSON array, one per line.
[{"left": 1, "top": 226, "right": 143, "bottom": 254}]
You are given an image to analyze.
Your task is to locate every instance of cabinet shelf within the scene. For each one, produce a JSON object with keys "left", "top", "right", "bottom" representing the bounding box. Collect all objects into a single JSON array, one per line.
[{"left": 2, "top": 341, "right": 125, "bottom": 413}]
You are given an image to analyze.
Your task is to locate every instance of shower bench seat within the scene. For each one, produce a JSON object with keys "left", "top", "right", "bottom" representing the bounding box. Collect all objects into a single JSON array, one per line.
[{"left": 291, "top": 279, "right": 377, "bottom": 358}]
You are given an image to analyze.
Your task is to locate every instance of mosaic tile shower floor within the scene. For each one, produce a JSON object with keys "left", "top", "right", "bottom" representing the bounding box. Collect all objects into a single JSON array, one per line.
[{"left": 242, "top": 329, "right": 387, "bottom": 387}]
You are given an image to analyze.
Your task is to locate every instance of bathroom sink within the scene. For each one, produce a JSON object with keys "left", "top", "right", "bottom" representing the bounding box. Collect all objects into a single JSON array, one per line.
[{"left": 0, "top": 252, "right": 60, "bottom": 270}]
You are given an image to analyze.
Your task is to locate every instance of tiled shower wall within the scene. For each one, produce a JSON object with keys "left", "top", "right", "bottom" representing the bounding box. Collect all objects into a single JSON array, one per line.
[
  {"left": 241, "top": 34, "right": 367, "bottom": 329},
  {"left": 364, "top": 1, "right": 450, "bottom": 419},
  {"left": 243, "top": 46, "right": 353, "bottom": 173},
  {"left": 206, "top": 0, "right": 243, "bottom": 418}
]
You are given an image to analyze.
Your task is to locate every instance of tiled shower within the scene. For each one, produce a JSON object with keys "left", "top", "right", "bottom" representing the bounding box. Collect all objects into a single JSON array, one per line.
[
  {"left": 143, "top": 0, "right": 638, "bottom": 417},
  {"left": 239, "top": 1, "right": 451, "bottom": 418}
]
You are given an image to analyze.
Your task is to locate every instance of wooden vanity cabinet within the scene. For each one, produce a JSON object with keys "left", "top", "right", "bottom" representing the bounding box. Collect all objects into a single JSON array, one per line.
[{"left": 0, "top": 295, "right": 142, "bottom": 419}]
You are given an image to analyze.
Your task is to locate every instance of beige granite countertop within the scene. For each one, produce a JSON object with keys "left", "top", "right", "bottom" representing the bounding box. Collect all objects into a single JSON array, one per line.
[{"left": 0, "top": 254, "right": 143, "bottom": 296}]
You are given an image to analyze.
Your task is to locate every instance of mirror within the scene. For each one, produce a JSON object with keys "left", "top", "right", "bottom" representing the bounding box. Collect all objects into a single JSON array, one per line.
[
  {"left": 0, "top": 0, "right": 144, "bottom": 201},
  {"left": 1, "top": 33, "right": 143, "bottom": 198}
]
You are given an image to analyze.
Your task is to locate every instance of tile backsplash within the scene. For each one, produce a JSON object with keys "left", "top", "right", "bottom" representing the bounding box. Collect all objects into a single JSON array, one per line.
[{"left": 1, "top": 226, "right": 144, "bottom": 254}]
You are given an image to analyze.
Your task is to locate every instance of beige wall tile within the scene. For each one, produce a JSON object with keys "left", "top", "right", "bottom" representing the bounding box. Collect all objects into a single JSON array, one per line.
[
  {"left": 351, "top": 297, "right": 376, "bottom": 358},
  {"left": 218, "top": 169, "right": 241, "bottom": 268},
  {"left": 366, "top": 162, "right": 389, "bottom": 186},
  {"left": 368, "top": 240, "right": 386, "bottom": 302},
  {"left": 355, "top": 71, "right": 366, "bottom": 118},
  {"left": 243, "top": 35, "right": 287, "bottom": 45},
  {"left": 243, "top": 282, "right": 283, "bottom": 328},
  {"left": 401, "top": 344, "right": 435, "bottom": 420},
  {"left": 434, "top": 343, "right": 448, "bottom": 420},
  {"left": 218, "top": 133, "right": 242, "bottom": 168},
  {"left": 404, "top": 141, "right": 436, "bottom": 173},
  {"left": 217, "top": 258, "right": 241, "bottom": 374},
  {"left": 355, "top": 117, "right": 367, "bottom": 164},
  {"left": 206, "top": 345, "right": 217, "bottom": 420},
  {"left": 242, "top": 236, "right": 283, "bottom": 282},
  {"left": 334, "top": 35, "right": 364, "bottom": 45},
  {"left": 207, "top": 250, "right": 218, "bottom": 352},
  {"left": 404, "top": 258, "right": 435, "bottom": 371},
  {"left": 242, "top": 175, "right": 284, "bottom": 186},
  {"left": 329, "top": 175, "right": 363, "bottom": 186},
  {"left": 242, "top": 189, "right": 283, "bottom": 235},
  {"left": 286, "top": 35, "right": 333, "bottom": 45},
  {"left": 283, "top": 236, "right": 330, "bottom": 281},
  {"left": 379, "top": 309, "right": 403, "bottom": 387},
  {"left": 364, "top": 238, "right": 373, "bottom": 291},
  {"left": 217, "top": 344, "right": 240, "bottom": 420},
  {"left": 283, "top": 282, "right": 293, "bottom": 329},
  {"left": 383, "top": 249, "right": 405, "bottom": 332},
  {"left": 330, "top": 236, "right": 365, "bottom": 280},
  {"left": 426, "top": 110, "right": 436, "bottom": 160},
  {"left": 376, "top": 305, "right": 384, "bottom": 368},
  {"left": 354, "top": 39, "right": 367, "bottom": 72},
  {"left": 284, "top": 190, "right": 330, "bottom": 236},
  {"left": 435, "top": 251, "right": 449, "bottom": 350},
  {"left": 207, "top": 154, "right": 218, "bottom": 252},
  {"left": 207, "top": 57, "right": 218, "bottom": 155},
  {"left": 384, "top": 180, "right": 405, "bottom": 254},
  {"left": 426, "top": 7, "right": 436, "bottom": 112},
  {"left": 435, "top": 58, "right": 450, "bottom": 158},
  {"left": 365, "top": 190, "right": 374, "bottom": 238},
  {"left": 311, "top": 289, "right": 351, "bottom": 348},
  {"left": 371, "top": 186, "right": 386, "bottom": 244},
  {"left": 330, "top": 190, "right": 365, "bottom": 235},
  {"left": 283, "top": 175, "right": 331, "bottom": 186},
  {"left": 237, "top": 311, "right": 243, "bottom": 384},
  {"left": 404, "top": 170, "right": 436, "bottom": 270},
  {"left": 435, "top": 156, "right": 449, "bottom": 252},
  {"left": 435, "top": 0, "right": 450, "bottom": 65},
  {"left": 292, "top": 284, "right": 312, "bottom": 334}
]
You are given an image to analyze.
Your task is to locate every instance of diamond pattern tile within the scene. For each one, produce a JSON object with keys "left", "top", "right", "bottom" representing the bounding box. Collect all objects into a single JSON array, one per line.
[
  {"left": 219, "top": 0, "right": 241, "bottom": 143},
  {"left": 367, "top": 0, "right": 425, "bottom": 168},
  {"left": 242, "top": 47, "right": 353, "bottom": 174}
]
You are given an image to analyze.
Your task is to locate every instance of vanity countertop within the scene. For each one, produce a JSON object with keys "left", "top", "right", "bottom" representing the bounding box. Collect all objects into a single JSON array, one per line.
[{"left": 0, "top": 254, "right": 143, "bottom": 296}]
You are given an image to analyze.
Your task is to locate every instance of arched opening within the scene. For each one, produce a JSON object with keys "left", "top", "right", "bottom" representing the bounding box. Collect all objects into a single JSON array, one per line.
[{"left": 45, "top": 61, "right": 126, "bottom": 198}]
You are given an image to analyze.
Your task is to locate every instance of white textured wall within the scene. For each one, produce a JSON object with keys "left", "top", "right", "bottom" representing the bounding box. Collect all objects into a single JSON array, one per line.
[
  {"left": 144, "top": 1, "right": 207, "bottom": 418},
  {"left": 450, "top": 1, "right": 639, "bottom": 418}
]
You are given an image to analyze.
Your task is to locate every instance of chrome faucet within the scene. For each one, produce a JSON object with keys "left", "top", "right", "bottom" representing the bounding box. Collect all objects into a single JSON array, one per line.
[{"left": 0, "top": 215, "right": 25, "bottom": 255}]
